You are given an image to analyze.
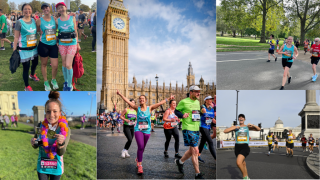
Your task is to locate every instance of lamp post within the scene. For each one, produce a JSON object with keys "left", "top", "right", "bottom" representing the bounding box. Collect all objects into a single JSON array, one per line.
[
  {"left": 155, "top": 74, "right": 159, "bottom": 103},
  {"left": 236, "top": 90, "right": 239, "bottom": 122},
  {"left": 88, "top": 92, "right": 96, "bottom": 125}
]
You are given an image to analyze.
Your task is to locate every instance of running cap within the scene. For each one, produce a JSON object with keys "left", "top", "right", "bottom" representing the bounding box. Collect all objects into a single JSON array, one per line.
[
  {"left": 41, "top": 3, "right": 50, "bottom": 9},
  {"left": 238, "top": 114, "right": 245, "bottom": 119},
  {"left": 189, "top": 85, "right": 201, "bottom": 91},
  {"left": 113, "top": 108, "right": 116, "bottom": 111},
  {"left": 93, "top": 10, "right": 95, "bottom": 12},
  {"left": 80, "top": 9, "right": 83, "bottom": 11},
  {"left": 204, "top": 95, "right": 213, "bottom": 101},
  {"left": 55, "top": 2, "right": 67, "bottom": 8}
]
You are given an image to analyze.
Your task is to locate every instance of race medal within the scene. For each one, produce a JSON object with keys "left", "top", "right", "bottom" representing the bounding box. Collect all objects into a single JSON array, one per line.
[
  {"left": 192, "top": 110, "right": 200, "bottom": 122},
  {"left": 237, "top": 132, "right": 247, "bottom": 142},
  {"left": 26, "top": 34, "right": 37, "bottom": 47},
  {"left": 171, "top": 122, "right": 178, "bottom": 127},
  {"left": 41, "top": 158, "right": 58, "bottom": 169},
  {"left": 47, "top": 129, "right": 56, "bottom": 139},
  {"left": 45, "top": 29, "right": 56, "bottom": 41},
  {"left": 205, "top": 117, "right": 212, "bottom": 125}
]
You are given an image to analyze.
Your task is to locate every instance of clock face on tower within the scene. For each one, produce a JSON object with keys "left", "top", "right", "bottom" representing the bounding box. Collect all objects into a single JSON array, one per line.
[{"left": 113, "top": 18, "right": 125, "bottom": 30}]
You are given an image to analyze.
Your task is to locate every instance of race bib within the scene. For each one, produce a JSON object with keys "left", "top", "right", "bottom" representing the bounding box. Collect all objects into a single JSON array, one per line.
[
  {"left": 40, "top": 158, "right": 57, "bottom": 169},
  {"left": 171, "top": 122, "right": 178, "bottom": 127},
  {"left": 305, "top": 45, "right": 308, "bottom": 48},
  {"left": 284, "top": 50, "right": 292, "bottom": 57},
  {"left": 45, "top": 29, "right": 56, "bottom": 41},
  {"left": 26, "top": 34, "right": 37, "bottom": 47},
  {"left": 138, "top": 121, "right": 148, "bottom": 130},
  {"left": 205, "top": 117, "right": 212, "bottom": 125},
  {"left": 128, "top": 121, "right": 135, "bottom": 125},
  {"left": 237, "top": 132, "right": 247, "bottom": 142},
  {"left": 60, "top": 39, "right": 72, "bottom": 43},
  {"left": 312, "top": 51, "right": 319, "bottom": 57},
  {"left": 268, "top": 137, "right": 273, "bottom": 142},
  {"left": 192, "top": 110, "right": 200, "bottom": 122}
]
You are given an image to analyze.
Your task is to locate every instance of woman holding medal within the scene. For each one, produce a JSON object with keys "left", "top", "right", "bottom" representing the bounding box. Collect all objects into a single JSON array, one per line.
[
  {"left": 198, "top": 96, "right": 216, "bottom": 163},
  {"left": 116, "top": 89, "right": 175, "bottom": 174},
  {"left": 31, "top": 91, "right": 70, "bottom": 180},
  {"left": 223, "top": 114, "right": 260, "bottom": 180},
  {"left": 162, "top": 100, "right": 182, "bottom": 159},
  {"left": 36, "top": 3, "right": 59, "bottom": 91},
  {"left": 120, "top": 99, "right": 137, "bottom": 159},
  {"left": 55, "top": 2, "right": 81, "bottom": 91},
  {"left": 13, "top": 3, "right": 39, "bottom": 91}
]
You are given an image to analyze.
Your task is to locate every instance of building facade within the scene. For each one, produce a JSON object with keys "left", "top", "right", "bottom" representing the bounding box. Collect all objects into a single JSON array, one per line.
[
  {"left": 100, "top": 0, "right": 216, "bottom": 111},
  {"left": 0, "top": 91, "right": 19, "bottom": 116}
]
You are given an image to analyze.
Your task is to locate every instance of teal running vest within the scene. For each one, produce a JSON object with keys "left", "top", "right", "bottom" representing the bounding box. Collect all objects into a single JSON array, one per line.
[
  {"left": 57, "top": 15, "right": 77, "bottom": 46},
  {"left": 40, "top": 16, "right": 56, "bottom": 46},
  {"left": 235, "top": 126, "right": 249, "bottom": 144},
  {"left": 134, "top": 107, "right": 151, "bottom": 134},
  {"left": 19, "top": 19, "right": 37, "bottom": 48},
  {"left": 282, "top": 44, "right": 294, "bottom": 62}
]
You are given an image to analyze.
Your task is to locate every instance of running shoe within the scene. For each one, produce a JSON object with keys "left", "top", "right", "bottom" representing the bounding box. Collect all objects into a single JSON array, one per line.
[
  {"left": 204, "top": 143, "right": 208, "bottom": 150},
  {"left": 44, "top": 81, "right": 52, "bottom": 91},
  {"left": 51, "top": 79, "right": 59, "bottom": 90},
  {"left": 280, "top": 86, "right": 284, "bottom": 90},
  {"left": 0, "top": 47, "right": 5, "bottom": 50},
  {"left": 175, "top": 153, "right": 182, "bottom": 159},
  {"left": 164, "top": 151, "right": 169, "bottom": 158},
  {"left": 29, "top": 74, "right": 40, "bottom": 81},
  {"left": 195, "top": 172, "right": 205, "bottom": 179},
  {"left": 151, "top": 129, "right": 155, "bottom": 132},
  {"left": 243, "top": 176, "right": 250, "bottom": 179},
  {"left": 92, "top": 50, "right": 96, "bottom": 52},
  {"left": 78, "top": 39, "right": 82, "bottom": 42},
  {"left": 288, "top": 77, "right": 291, "bottom": 84},
  {"left": 121, "top": 149, "right": 126, "bottom": 159},
  {"left": 125, "top": 150, "right": 130, "bottom": 157},
  {"left": 11, "top": 42, "right": 13, "bottom": 48},
  {"left": 267, "top": 152, "right": 270, "bottom": 156},
  {"left": 112, "top": 131, "right": 114, "bottom": 134},
  {"left": 66, "top": 85, "right": 73, "bottom": 91},
  {"left": 275, "top": 57, "right": 277, "bottom": 62},
  {"left": 137, "top": 165, "right": 143, "bottom": 174},
  {"left": 291, "top": 154, "right": 293, "bottom": 157},
  {"left": 84, "top": 35, "right": 88, "bottom": 40},
  {"left": 63, "top": 82, "right": 68, "bottom": 91},
  {"left": 135, "top": 158, "right": 139, "bottom": 167},
  {"left": 266, "top": 60, "right": 270, "bottom": 62},
  {"left": 175, "top": 159, "right": 184, "bottom": 174},
  {"left": 198, "top": 156, "right": 205, "bottom": 163},
  {"left": 24, "top": 86, "right": 33, "bottom": 91}
]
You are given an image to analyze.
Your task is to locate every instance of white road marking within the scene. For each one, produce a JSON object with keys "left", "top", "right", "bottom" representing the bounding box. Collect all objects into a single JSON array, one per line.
[{"left": 217, "top": 57, "right": 281, "bottom": 62}]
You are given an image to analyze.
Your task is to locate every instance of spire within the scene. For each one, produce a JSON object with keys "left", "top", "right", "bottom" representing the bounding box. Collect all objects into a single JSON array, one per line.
[{"left": 188, "top": 62, "right": 194, "bottom": 76}]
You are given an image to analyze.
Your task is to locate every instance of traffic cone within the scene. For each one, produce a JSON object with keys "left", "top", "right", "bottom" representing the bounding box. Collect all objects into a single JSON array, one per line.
[{"left": 276, "top": 45, "right": 279, "bottom": 53}]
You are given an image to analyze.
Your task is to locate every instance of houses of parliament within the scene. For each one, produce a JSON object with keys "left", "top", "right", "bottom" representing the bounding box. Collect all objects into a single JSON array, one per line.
[{"left": 100, "top": 0, "right": 215, "bottom": 111}]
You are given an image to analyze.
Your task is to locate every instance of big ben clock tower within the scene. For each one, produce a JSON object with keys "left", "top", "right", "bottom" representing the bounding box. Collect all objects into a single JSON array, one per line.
[{"left": 101, "top": 0, "right": 129, "bottom": 111}]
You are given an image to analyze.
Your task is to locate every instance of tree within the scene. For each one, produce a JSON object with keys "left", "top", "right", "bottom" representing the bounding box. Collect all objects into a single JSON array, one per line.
[
  {"left": 70, "top": 1, "right": 78, "bottom": 12},
  {"left": 248, "top": 0, "right": 283, "bottom": 43},
  {"left": 9, "top": 1, "right": 16, "bottom": 11},
  {"left": 74, "top": 0, "right": 82, "bottom": 8},
  {"left": 18, "top": 2, "right": 26, "bottom": 11},
  {"left": 285, "top": 0, "right": 320, "bottom": 43},
  {"left": 79, "top": 4, "right": 90, "bottom": 12},
  {"left": 216, "top": 6, "right": 228, "bottom": 36},
  {"left": 0, "top": 0, "right": 10, "bottom": 14},
  {"left": 91, "top": 2, "right": 96, "bottom": 10},
  {"left": 29, "top": 0, "right": 41, "bottom": 13}
]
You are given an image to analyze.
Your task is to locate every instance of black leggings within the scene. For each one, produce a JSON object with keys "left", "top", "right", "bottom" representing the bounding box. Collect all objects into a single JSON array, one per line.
[
  {"left": 164, "top": 127, "right": 179, "bottom": 153},
  {"left": 22, "top": 57, "right": 38, "bottom": 87},
  {"left": 123, "top": 124, "right": 135, "bottom": 150},
  {"left": 37, "top": 172, "right": 61, "bottom": 180},
  {"left": 199, "top": 127, "right": 216, "bottom": 159},
  {"left": 92, "top": 26, "right": 96, "bottom": 51},
  {"left": 268, "top": 144, "right": 272, "bottom": 151}
]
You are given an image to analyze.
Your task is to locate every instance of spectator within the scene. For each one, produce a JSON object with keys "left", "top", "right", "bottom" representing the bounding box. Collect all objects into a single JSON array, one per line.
[
  {"left": 11, "top": 115, "right": 16, "bottom": 127},
  {"left": 14, "top": 114, "right": 18, "bottom": 127},
  {"left": 0, "top": 114, "right": 4, "bottom": 129},
  {"left": 6, "top": 15, "right": 12, "bottom": 37},
  {"left": 4, "top": 114, "right": 9, "bottom": 128}
]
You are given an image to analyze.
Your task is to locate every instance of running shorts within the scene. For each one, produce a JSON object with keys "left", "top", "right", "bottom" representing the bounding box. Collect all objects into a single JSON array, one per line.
[
  {"left": 304, "top": 48, "right": 308, "bottom": 51},
  {"left": 268, "top": 49, "right": 274, "bottom": 54},
  {"left": 99, "top": 120, "right": 103, "bottom": 124},
  {"left": 235, "top": 143, "right": 250, "bottom": 158},
  {"left": 38, "top": 41, "right": 58, "bottom": 58},
  {"left": 0, "top": 33, "right": 6, "bottom": 38},
  {"left": 78, "top": 23, "right": 84, "bottom": 29},
  {"left": 182, "top": 130, "right": 199, "bottom": 147},
  {"left": 112, "top": 120, "right": 117, "bottom": 126},
  {"left": 311, "top": 57, "right": 319, "bottom": 65},
  {"left": 282, "top": 58, "right": 293, "bottom": 68},
  {"left": 274, "top": 142, "right": 278, "bottom": 145},
  {"left": 287, "top": 143, "right": 294, "bottom": 149},
  {"left": 151, "top": 120, "right": 156, "bottom": 124},
  {"left": 286, "top": 141, "right": 288, "bottom": 147},
  {"left": 302, "top": 143, "right": 306, "bottom": 147},
  {"left": 58, "top": 45, "right": 77, "bottom": 56}
]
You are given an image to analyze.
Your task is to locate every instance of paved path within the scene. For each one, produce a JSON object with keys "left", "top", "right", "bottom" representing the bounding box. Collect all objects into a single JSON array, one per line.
[
  {"left": 217, "top": 147, "right": 317, "bottom": 179},
  {"left": 217, "top": 51, "right": 320, "bottom": 90},
  {"left": 306, "top": 152, "right": 320, "bottom": 178},
  {"left": 21, "top": 122, "right": 96, "bottom": 147},
  {"left": 97, "top": 127, "right": 216, "bottom": 179}
]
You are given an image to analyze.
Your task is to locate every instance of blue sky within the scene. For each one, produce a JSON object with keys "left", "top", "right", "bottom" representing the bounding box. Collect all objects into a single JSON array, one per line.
[
  {"left": 217, "top": 90, "right": 320, "bottom": 128},
  {"left": 18, "top": 91, "right": 96, "bottom": 116},
  {"left": 10, "top": 0, "right": 94, "bottom": 8},
  {"left": 96, "top": 0, "right": 216, "bottom": 100}
]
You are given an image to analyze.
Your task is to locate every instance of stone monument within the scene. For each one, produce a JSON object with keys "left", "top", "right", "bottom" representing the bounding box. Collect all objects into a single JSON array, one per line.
[
  {"left": 32, "top": 106, "right": 45, "bottom": 133},
  {"left": 298, "top": 90, "right": 320, "bottom": 139}
]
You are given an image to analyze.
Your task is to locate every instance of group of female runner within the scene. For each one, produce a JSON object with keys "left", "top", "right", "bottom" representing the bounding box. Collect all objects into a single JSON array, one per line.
[{"left": 13, "top": 2, "right": 80, "bottom": 91}]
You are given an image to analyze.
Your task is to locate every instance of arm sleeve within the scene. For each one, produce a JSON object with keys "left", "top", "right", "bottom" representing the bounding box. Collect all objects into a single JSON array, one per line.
[
  {"left": 57, "top": 127, "right": 71, "bottom": 156},
  {"left": 15, "top": 20, "right": 21, "bottom": 31},
  {"left": 174, "top": 109, "right": 184, "bottom": 118}
]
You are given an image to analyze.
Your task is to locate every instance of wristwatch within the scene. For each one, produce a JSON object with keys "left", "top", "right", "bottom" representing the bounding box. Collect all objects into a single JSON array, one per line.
[{"left": 58, "top": 141, "right": 65, "bottom": 146}]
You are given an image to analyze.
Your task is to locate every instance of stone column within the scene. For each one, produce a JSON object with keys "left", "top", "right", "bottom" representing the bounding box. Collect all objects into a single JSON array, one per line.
[
  {"left": 32, "top": 106, "right": 45, "bottom": 133},
  {"left": 306, "top": 90, "right": 317, "bottom": 106}
]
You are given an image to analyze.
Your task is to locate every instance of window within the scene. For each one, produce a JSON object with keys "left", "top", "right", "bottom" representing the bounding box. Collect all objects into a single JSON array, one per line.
[
  {"left": 152, "top": 93, "right": 155, "bottom": 96},
  {"left": 137, "top": 92, "right": 141, "bottom": 96},
  {"left": 152, "top": 99, "right": 155, "bottom": 104},
  {"left": 130, "top": 92, "right": 133, "bottom": 95},
  {"left": 13, "top": 112, "right": 16, "bottom": 115},
  {"left": 145, "top": 93, "right": 148, "bottom": 96},
  {"left": 160, "top": 94, "right": 162, "bottom": 97},
  {"left": 11, "top": 95, "right": 14, "bottom": 99},
  {"left": 12, "top": 103, "right": 16, "bottom": 110}
]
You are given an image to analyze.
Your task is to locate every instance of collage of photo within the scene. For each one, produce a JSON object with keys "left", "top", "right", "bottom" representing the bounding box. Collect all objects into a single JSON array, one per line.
[{"left": 0, "top": 0, "right": 319, "bottom": 180}]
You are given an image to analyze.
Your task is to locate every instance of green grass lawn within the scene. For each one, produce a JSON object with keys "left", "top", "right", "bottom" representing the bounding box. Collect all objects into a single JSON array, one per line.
[
  {"left": 0, "top": 27, "right": 96, "bottom": 91},
  {"left": 217, "top": 36, "right": 285, "bottom": 52},
  {"left": 0, "top": 123, "right": 96, "bottom": 180}
]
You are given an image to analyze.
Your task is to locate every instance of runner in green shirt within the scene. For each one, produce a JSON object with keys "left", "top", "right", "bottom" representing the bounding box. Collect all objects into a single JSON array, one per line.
[
  {"left": 0, "top": 9, "right": 13, "bottom": 50},
  {"left": 175, "top": 85, "right": 204, "bottom": 179}
]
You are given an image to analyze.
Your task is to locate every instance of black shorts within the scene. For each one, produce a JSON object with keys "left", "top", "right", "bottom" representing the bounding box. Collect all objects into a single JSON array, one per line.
[
  {"left": 302, "top": 143, "right": 306, "bottom": 147},
  {"left": 268, "top": 49, "right": 274, "bottom": 54},
  {"left": 235, "top": 143, "right": 250, "bottom": 158},
  {"left": 37, "top": 41, "right": 58, "bottom": 58},
  {"left": 99, "top": 120, "right": 103, "bottom": 124},
  {"left": 151, "top": 120, "right": 156, "bottom": 124},
  {"left": 311, "top": 57, "right": 319, "bottom": 65},
  {"left": 0, "top": 33, "right": 6, "bottom": 38},
  {"left": 309, "top": 142, "right": 314, "bottom": 146},
  {"left": 111, "top": 120, "right": 117, "bottom": 126},
  {"left": 274, "top": 142, "right": 278, "bottom": 145},
  {"left": 287, "top": 143, "right": 294, "bottom": 149},
  {"left": 282, "top": 58, "right": 293, "bottom": 68},
  {"left": 304, "top": 48, "right": 308, "bottom": 51}
]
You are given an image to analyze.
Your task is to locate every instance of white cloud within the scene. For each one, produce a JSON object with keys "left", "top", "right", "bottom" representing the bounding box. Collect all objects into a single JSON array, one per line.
[
  {"left": 193, "top": 0, "right": 205, "bottom": 9},
  {"left": 207, "top": 10, "right": 214, "bottom": 17}
]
